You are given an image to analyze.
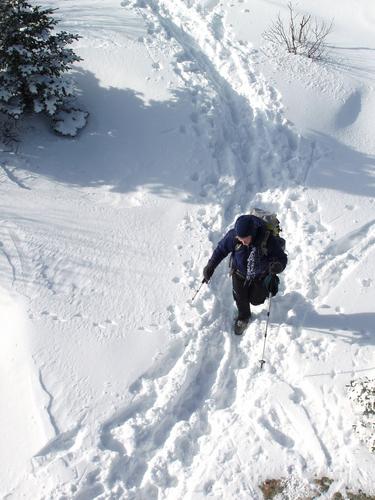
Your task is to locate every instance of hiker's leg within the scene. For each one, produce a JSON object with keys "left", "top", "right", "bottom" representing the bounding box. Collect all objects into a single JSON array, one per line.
[
  {"left": 232, "top": 273, "right": 251, "bottom": 320},
  {"left": 249, "top": 278, "right": 268, "bottom": 306}
]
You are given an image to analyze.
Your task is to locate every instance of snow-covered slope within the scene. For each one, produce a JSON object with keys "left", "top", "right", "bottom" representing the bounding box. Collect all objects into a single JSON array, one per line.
[{"left": 1, "top": 0, "right": 374, "bottom": 498}]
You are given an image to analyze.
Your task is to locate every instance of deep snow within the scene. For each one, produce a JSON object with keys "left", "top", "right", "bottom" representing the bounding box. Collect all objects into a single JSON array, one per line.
[{"left": 1, "top": 0, "right": 374, "bottom": 499}]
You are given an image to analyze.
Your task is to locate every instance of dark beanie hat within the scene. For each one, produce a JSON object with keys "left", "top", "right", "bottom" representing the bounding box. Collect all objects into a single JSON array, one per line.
[{"left": 234, "top": 215, "right": 257, "bottom": 238}]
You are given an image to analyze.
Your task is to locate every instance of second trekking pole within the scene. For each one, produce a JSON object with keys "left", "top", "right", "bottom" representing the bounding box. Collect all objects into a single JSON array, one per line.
[{"left": 259, "top": 292, "right": 273, "bottom": 370}]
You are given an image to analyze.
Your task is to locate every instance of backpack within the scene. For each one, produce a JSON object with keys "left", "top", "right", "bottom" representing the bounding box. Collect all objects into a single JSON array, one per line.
[{"left": 249, "top": 207, "right": 286, "bottom": 255}]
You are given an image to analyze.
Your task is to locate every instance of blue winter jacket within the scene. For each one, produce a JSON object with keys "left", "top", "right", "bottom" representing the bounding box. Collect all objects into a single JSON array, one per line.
[{"left": 208, "top": 216, "right": 287, "bottom": 281}]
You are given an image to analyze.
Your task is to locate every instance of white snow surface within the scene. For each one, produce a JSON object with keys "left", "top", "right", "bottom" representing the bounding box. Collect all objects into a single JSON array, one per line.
[{"left": 1, "top": 0, "right": 374, "bottom": 498}]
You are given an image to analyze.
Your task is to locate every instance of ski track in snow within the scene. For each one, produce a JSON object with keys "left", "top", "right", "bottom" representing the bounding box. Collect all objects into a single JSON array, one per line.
[
  {"left": 0, "top": 220, "right": 32, "bottom": 293},
  {"left": 3, "top": 0, "right": 375, "bottom": 498},
  {"left": 0, "top": 162, "right": 32, "bottom": 190}
]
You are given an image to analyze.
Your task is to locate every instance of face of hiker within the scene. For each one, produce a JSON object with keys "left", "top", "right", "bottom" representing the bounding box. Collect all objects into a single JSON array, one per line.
[{"left": 237, "top": 235, "right": 252, "bottom": 246}]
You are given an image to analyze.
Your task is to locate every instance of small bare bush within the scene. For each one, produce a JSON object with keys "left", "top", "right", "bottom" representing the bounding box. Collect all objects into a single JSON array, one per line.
[{"left": 263, "top": 2, "right": 333, "bottom": 60}]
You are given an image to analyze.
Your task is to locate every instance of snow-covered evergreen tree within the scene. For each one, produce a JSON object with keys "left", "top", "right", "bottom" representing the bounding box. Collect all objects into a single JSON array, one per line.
[{"left": 0, "top": 0, "right": 87, "bottom": 135}]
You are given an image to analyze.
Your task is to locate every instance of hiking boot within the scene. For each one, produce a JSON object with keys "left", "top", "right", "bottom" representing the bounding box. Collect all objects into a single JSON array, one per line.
[{"left": 234, "top": 318, "right": 249, "bottom": 335}]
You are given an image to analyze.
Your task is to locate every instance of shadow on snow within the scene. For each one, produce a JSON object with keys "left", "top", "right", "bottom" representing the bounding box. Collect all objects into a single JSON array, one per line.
[
  {"left": 278, "top": 291, "right": 375, "bottom": 346},
  {"left": 2, "top": 68, "right": 218, "bottom": 205}
]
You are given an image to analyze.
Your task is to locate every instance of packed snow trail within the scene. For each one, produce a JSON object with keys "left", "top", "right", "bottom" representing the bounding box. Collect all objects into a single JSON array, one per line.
[{"left": 2, "top": 0, "right": 375, "bottom": 498}]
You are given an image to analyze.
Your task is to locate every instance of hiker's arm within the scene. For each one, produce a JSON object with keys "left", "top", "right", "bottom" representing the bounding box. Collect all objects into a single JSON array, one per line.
[
  {"left": 267, "top": 235, "right": 287, "bottom": 274},
  {"left": 203, "top": 230, "right": 234, "bottom": 282},
  {"left": 208, "top": 230, "right": 235, "bottom": 269}
]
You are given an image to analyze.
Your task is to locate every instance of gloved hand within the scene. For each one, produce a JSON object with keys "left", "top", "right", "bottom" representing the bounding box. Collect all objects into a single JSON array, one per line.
[
  {"left": 269, "top": 261, "right": 283, "bottom": 274},
  {"left": 203, "top": 263, "right": 215, "bottom": 283},
  {"left": 263, "top": 273, "right": 279, "bottom": 296}
]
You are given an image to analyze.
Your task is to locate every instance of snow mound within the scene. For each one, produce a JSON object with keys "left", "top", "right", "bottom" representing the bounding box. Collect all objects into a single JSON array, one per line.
[
  {"left": 348, "top": 377, "right": 375, "bottom": 453},
  {"left": 0, "top": 289, "right": 47, "bottom": 495},
  {"left": 53, "top": 107, "right": 89, "bottom": 137}
]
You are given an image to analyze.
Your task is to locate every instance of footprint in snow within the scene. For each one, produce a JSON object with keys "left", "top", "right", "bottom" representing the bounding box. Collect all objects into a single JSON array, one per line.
[
  {"left": 40, "top": 310, "right": 60, "bottom": 321},
  {"left": 105, "top": 319, "right": 117, "bottom": 325},
  {"left": 335, "top": 90, "right": 362, "bottom": 129},
  {"left": 307, "top": 200, "right": 318, "bottom": 213},
  {"left": 289, "top": 191, "right": 300, "bottom": 201},
  {"left": 360, "top": 278, "right": 372, "bottom": 287},
  {"left": 203, "top": 480, "right": 214, "bottom": 494},
  {"left": 167, "top": 305, "right": 181, "bottom": 334},
  {"left": 289, "top": 388, "right": 305, "bottom": 404},
  {"left": 93, "top": 322, "right": 106, "bottom": 329}
]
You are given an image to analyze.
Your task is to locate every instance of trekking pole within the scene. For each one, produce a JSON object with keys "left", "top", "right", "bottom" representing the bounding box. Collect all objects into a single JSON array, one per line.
[
  {"left": 191, "top": 279, "right": 206, "bottom": 302},
  {"left": 259, "top": 292, "right": 273, "bottom": 370}
]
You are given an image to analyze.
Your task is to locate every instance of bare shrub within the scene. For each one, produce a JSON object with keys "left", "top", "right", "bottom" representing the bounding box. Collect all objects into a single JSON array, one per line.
[{"left": 263, "top": 2, "right": 333, "bottom": 60}]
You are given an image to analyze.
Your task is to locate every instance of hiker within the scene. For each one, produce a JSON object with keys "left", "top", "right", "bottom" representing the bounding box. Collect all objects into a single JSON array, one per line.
[{"left": 202, "top": 213, "right": 287, "bottom": 335}]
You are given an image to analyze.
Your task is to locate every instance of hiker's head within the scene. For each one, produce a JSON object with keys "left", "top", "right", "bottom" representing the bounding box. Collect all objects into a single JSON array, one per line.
[{"left": 235, "top": 215, "right": 257, "bottom": 246}]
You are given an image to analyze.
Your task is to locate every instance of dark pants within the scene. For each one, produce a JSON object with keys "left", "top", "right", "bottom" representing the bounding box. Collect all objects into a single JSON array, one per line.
[{"left": 232, "top": 272, "right": 268, "bottom": 321}]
